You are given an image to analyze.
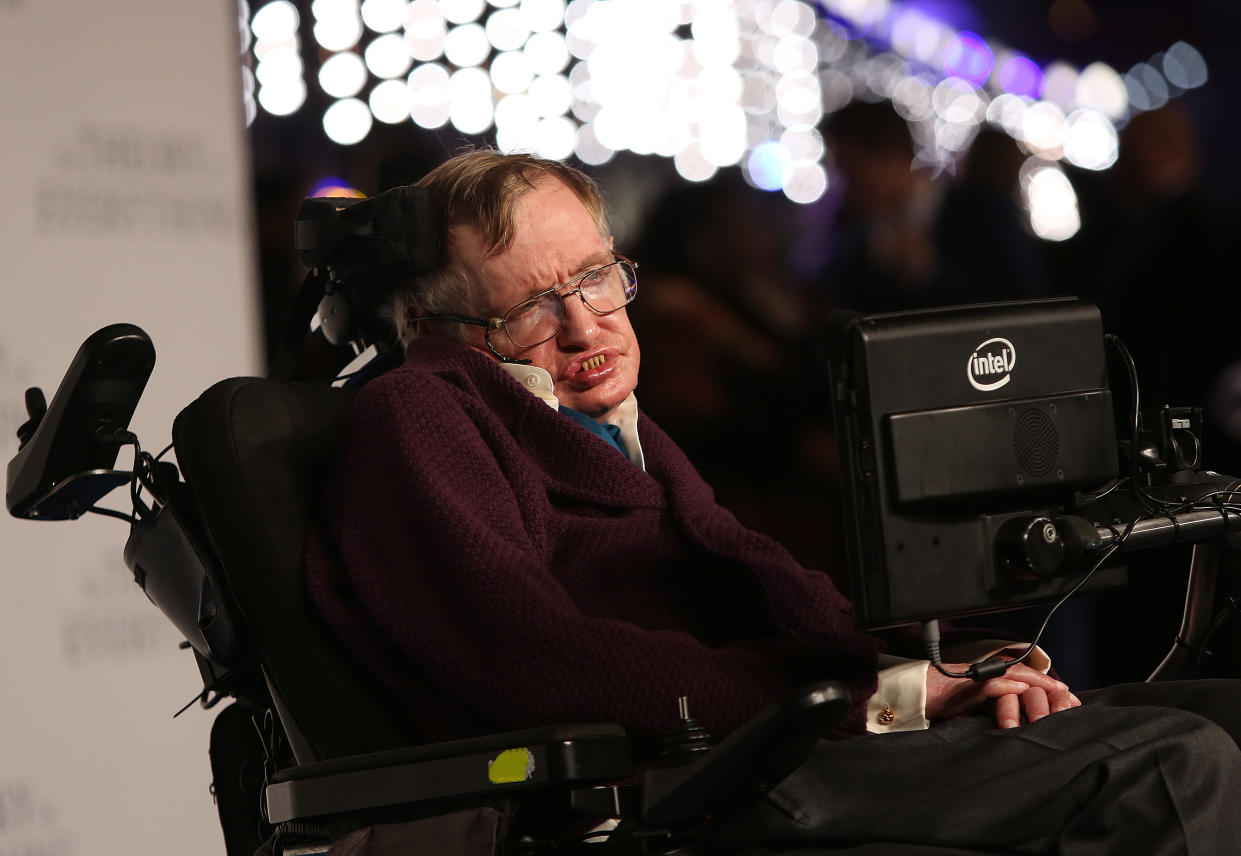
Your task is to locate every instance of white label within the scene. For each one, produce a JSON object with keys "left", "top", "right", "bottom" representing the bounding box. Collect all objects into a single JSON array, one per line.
[{"left": 967, "top": 337, "right": 1016, "bottom": 392}]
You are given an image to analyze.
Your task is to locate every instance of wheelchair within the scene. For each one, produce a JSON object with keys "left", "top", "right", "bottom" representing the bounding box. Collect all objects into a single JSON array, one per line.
[
  {"left": 10, "top": 193, "right": 1241, "bottom": 853},
  {"left": 5, "top": 322, "right": 893, "bottom": 856}
]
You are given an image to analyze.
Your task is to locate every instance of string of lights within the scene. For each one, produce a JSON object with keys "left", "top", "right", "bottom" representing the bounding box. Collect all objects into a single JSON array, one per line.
[{"left": 238, "top": 0, "right": 1210, "bottom": 235}]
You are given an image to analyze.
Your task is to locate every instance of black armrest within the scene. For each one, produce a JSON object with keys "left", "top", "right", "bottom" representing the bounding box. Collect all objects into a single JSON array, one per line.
[
  {"left": 267, "top": 682, "right": 849, "bottom": 828},
  {"left": 265, "top": 723, "right": 633, "bottom": 823},
  {"left": 640, "top": 680, "right": 849, "bottom": 826}
]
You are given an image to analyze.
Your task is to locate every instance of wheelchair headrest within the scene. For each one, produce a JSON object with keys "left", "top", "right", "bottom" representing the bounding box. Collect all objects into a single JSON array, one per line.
[{"left": 294, "top": 186, "right": 438, "bottom": 352}]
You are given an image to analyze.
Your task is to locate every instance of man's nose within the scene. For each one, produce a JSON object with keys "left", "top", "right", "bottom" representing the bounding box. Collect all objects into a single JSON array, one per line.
[{"left": 556, "top": 291, "right": 598, "bottom": 348}]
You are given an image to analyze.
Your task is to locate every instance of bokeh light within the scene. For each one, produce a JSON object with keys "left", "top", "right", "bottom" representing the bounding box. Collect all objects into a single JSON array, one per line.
[
  {"left": 253, "top": 1, "right": 306, "bottom": 119},
  {"left": 533, "top": 116, "right": 577, "bottom": 159},
  {"left": 528, "top": 73, "right": 572, "bottom": 117},
  {"left": 252, "top": 0, "right": 300, "bottom": 42},
  {"left": 986, "top": 93, "right": 1029, "bottom": 138},
  {"left": 441, "top": 0, "right": 486, "bottom": 25},
  {"left": 257, "top": 75, "right": 308, "bottom": 116},
  {"left": 309, "top": 176, "right": 366, "bottom": 197},
  {"left": 574, "top": 122, "right": 614, "bottom": 165},
  {"left": 1021, "top": 158, "right": 1080, "bottom": 241},
  {"left": 406, "top": 4, "right": 447, "bottom": 61},
  {"left": 748, "top": 141, "right": 792, "bottom": 191},
  {"left": 369, "top": 78, "right": 413, "bottom": 123},
  {"left": 323, "top": 97, "right": 374, "bottom": 144},
  {"left": 1163, "top": 41, "right": 1208, "bottom": 90},
  {"left": 444, "top": 23, "right": 491, "bottom": 66},
  {"left": 673, "top": 143, "right": 719, "bottom": 183},
  {"left": 365, "top": 32, "right": 413, "bottom": 78},
  {"left": 319, "top": 51, "right": 368, "bottom": 98},
  {"left": 525, "top": 30, "right": 570, "bottom": 74},
  {"left": 1128, "top": 62, "right": 1170, "bottom": 112},
  {"left": 1022, "top": 101, "right": 1067, "bottom": 158},
  {"left": 782, "top": 161, "right": 828, "bottom": 204},
  {"left": 520, "top": 0, "right": 566, "bottom": 33},
  {"left": 1075, "top": 62, "right": 1127, "bottom": 120},
  {"left": 1041, "top": 62, "right": 1079, "bottom": 110},
  {"left": 1063, "top": 108, "right": 1118, "bottom": 171},
  {"left": 997, "top": 55, "right": 1043, "bottom": 99},
  {"left": 943, "top": 31, "right": 994, "bottom": 88},
  {"left": 249, "top": 0, "right": 1208, "bottom": 218},
  {"left": 360, "top": 0, "right": 406, "bottom": 33},
  {"left": 256, "top": 46, "right": 303, "bottom": 85},
  {"left": 495, "top": 92, "right": 538, "bottom": 152},
  {"left": 448, "top": 66, "right": 495, "bottom": 133},
  {"left": 312, "top": 0, "right": 364, "bottom": 51},
  {"left": 825, "top": 0, "right": 892, "bottom": 30},
  {"left": 491, "top": 50, "right": 535, "bottom": 94},
  {"left": 408, "top": 62, "right": 452, "bottom": 128},
  {"left": 486, "top": 7, "right": 531, "bottom": 51}
]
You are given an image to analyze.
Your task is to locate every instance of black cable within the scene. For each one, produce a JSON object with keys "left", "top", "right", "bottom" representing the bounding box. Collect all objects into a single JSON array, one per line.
[
  {"left": 80, "top": 504, "right": 139, "bottom": 524},
  {"left": 1078, "top": 476, "right": 1129, "bottom": 503},
  {"left": 62, "top": 429, "right": 145, "bottom": 525},
  {"left": 130, "top": 444, "right": 157, "bottom": 521},
  {"left": 926, "top": 517, "right": 1139, "bottom": 682},
  {"left": 1104, "top": 333, "right": 1166, "bottom": 516},
  {"left": 1010, "top": 518, "right": 1136, "bottom": 664}
]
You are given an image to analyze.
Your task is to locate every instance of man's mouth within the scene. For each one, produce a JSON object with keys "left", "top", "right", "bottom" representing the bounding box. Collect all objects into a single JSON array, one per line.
[{"left": 580, "top": 355, "right": 606, "bottom": 372}]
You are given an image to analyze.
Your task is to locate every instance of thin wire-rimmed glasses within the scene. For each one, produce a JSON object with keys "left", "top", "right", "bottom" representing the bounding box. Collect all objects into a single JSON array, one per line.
[{"left": 410, "top": 255, "right": 638, "bottom": 364}]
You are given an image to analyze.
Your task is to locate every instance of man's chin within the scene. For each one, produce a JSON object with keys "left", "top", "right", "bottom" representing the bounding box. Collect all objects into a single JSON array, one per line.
[{"left": 561, "top": 385, "right": 631, "bottom": 423}]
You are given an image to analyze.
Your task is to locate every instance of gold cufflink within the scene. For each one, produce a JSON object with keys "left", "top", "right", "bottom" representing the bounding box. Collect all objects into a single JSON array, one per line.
[{"left": 877, "top": 704, "right": 896, "bottom": 725}]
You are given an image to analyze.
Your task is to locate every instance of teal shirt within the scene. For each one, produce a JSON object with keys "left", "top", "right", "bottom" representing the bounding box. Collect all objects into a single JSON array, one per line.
[{"left": 558, "top": 404, "right": 625, "bottom": 456}]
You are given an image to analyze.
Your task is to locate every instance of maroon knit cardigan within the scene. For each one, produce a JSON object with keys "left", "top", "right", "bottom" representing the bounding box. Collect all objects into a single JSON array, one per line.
[{"left": 304, "top": 336, "right": 883, "bottom": 745}]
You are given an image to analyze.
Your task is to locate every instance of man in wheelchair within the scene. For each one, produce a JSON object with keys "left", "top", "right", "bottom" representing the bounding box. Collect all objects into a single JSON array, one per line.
[
  {"left": 11, "top": 150, "right": 1241, "bottom": 856},
  {"left": 301, "top": 150, "right": 1241, "bottom": 853}
]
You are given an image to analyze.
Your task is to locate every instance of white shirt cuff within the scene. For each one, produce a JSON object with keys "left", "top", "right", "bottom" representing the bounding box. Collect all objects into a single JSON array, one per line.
[{"left": 867, "top": 656, "right": 929, "bottom": 734}]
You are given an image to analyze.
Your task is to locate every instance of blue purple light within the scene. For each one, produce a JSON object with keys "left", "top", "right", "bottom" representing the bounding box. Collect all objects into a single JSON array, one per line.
[
  {"left": 747, "top": 141, "right": 792, "bottom": 192},
  {"left": 898, "top": 0, "right": 982, "bottom": 32},
  {"left": 309, "top": 177, "right": 365, "bottom": 198},
  {"left": 943, "top": 31, "right": 994, "bottom": 88},
  {"left": 999, "top": 55, "right": 1045, "bottom": 99}
]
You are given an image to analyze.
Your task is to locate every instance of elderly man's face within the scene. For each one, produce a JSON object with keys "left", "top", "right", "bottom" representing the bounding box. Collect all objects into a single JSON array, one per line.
[{"left": 451, "top": 178, "right": 640, "bottom": 424}]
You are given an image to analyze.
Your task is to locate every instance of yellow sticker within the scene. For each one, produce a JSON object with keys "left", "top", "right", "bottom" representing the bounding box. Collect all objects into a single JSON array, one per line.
[{"left": 488, "top": 747, "right": 535, "bottom": 784}]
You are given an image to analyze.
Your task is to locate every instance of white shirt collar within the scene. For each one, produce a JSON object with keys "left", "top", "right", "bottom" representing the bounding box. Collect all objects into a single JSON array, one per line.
[{"left": 499, "top": 362, "right": 645, "bottom": 470}]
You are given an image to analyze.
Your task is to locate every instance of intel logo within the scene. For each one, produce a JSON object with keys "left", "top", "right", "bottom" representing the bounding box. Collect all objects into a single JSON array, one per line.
[{"left": 967, "top": 337, "right": 1016, "bottom": 392}]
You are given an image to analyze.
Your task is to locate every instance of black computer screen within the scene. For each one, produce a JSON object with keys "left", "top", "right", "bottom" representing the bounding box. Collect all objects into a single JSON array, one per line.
[{"left": 826, "top": 297, "right": 1126, "bottom": 629}]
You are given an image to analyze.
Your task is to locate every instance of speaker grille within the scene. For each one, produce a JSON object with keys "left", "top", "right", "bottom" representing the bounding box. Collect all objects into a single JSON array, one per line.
[{"left": 1014, "top": 408, "right": 1058, "bottom": 477}]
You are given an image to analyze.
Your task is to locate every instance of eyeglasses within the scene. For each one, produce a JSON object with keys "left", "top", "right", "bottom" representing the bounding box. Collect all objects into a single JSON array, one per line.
[{"left": 411, "top": 255, "right": 638, "bottom": 364}]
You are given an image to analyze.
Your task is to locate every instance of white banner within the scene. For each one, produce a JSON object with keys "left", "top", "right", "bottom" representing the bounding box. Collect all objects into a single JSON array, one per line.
[{"left": 0, "top": 1, "right": 261, "bottom": 854}]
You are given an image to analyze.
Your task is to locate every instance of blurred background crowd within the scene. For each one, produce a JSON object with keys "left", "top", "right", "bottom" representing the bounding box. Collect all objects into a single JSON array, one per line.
[{"left": 243, "top": 0, "right": 1241, "bottom": 689}]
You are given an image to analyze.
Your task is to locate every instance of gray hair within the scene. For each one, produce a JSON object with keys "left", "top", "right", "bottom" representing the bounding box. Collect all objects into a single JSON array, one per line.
[{"left": 390, "top": 150, "right": 610, "bottom": 347}]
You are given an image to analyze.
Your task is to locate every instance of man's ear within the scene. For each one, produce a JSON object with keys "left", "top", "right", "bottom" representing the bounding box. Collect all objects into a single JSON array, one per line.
[{"left": 463, "top": 341, "right": 499, "bottom": 361}]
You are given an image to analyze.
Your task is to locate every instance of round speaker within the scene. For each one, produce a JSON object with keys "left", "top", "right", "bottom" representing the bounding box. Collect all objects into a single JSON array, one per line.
[{"left": 1014, "top": 408, "right": 1058, "bottom": 477}]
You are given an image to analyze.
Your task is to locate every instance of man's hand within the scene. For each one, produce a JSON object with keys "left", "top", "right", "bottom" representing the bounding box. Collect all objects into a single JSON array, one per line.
[{"left": 925, "top": 661, "right": 1080, "bottom": 729}]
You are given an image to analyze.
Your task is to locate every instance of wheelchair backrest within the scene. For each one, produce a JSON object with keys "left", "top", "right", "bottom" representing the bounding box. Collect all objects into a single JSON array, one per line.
[{"left": 171, "top": 376, "right": 418, "bottom": 762}]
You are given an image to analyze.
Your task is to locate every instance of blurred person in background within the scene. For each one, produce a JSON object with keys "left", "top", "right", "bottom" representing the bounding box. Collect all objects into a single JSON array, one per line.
[
  {"left": 629, "top": 173, "right": 842, "bottom": 574},
  {"left": 814, "top": 101, "right": 1051, "bottom": 314},
  {"left": 815, "top": 99, "right": 943, "bottom": 314}
]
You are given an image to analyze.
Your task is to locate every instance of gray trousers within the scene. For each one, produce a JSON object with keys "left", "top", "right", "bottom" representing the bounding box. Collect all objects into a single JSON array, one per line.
[{"left": 716, "top": 680, "right": 1241, "bottom": 855}]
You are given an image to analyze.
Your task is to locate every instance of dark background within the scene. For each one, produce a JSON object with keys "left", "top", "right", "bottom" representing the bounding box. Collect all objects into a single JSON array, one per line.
[{"left": 248, "top": 0, "right": 1241, "bottom": 688}]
